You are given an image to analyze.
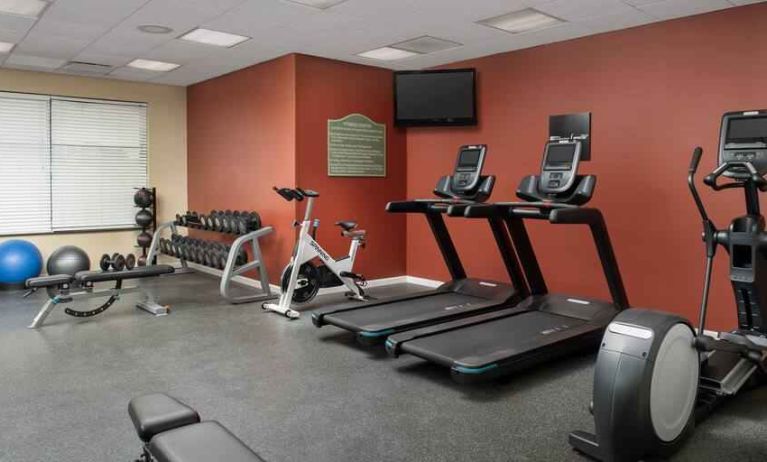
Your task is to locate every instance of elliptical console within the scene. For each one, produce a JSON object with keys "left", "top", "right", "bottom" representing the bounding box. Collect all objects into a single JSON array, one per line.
[{"left": 569, "top": 110, "right": 767, "bottom": 462}]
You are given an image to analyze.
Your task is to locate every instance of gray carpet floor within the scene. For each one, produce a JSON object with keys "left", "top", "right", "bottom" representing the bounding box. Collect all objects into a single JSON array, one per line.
[{"left": 0, "top": 272, "right": 765, "bottom": 461}]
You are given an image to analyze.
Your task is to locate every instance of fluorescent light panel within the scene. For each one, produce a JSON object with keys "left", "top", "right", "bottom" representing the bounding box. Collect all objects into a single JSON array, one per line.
[
  {"left": 357, "top": 47, "right": 419, "bottom": 61},
  {"left": 0, "top": 0, "right": 48, "bottom": 18},
  {"left": 478, "top": 8, "right": 563, "bottom": 34},
  {"left": 180, "top": 28, "right": 250, "bottom": 48},
  {"left": 0, "top": 41, "right": 14, "bottom": 53},
  {"left": 127, "top": 59, "right": 180, "bottom": 72},
  {"left": 284, "top": 0, "right": 348, "bottom": 9}
]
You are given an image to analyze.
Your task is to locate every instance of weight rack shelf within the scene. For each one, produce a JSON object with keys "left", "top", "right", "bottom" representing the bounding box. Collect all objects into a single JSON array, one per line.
[{"left": 147, "top": 220, "right": 275, "bottom": 304}]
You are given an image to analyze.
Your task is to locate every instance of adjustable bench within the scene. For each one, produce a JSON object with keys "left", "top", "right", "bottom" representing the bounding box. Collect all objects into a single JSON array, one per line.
[
  {"left": 26, "top": 265, "right": 175, "bottom": 328},
  {"left": 129, "top": 393, "right": 264, "bottom": 462}
]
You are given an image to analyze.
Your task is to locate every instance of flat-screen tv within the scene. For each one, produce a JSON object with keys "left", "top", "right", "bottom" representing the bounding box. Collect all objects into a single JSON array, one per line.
[{"left": 394, "top": 69, "right": 476, "bottom": 127}]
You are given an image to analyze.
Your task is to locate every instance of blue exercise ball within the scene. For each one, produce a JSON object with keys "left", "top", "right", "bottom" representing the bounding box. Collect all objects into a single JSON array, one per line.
[
  {"left": 46, "top": 245, "right": 90, "bottom": 276},
  {"left": 0, "top": 239, "right": 43, "bottom": 287}
]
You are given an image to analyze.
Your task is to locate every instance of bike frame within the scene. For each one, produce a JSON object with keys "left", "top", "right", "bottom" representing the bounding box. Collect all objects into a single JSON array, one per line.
[{"left": 263, "top": 195, "right": 365, "bottom": 319}]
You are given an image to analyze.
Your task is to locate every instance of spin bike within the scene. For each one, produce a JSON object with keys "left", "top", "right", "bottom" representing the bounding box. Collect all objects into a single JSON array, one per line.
[
  {"left": 262, "top": 187, "right": 367, "bottom": 319},
  {"left": 569, "top": 110, "right": 767, "bottom": 461}
]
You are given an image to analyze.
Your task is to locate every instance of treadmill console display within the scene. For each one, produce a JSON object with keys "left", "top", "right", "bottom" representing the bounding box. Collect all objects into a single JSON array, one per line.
[
  {"left": 720, "top": 110, "right": 767, "bottom": 179},
  {"left": 450, "top": 145, "right": 486, "bottom": 193},
  {"left": 539, "top": 141, "right": 581, "bottom": 194}
]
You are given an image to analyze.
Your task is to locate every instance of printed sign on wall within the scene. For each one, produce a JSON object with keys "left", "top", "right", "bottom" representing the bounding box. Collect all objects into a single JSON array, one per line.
[{"left": 328, "top": 113, "right": 386, "bottom": 177}]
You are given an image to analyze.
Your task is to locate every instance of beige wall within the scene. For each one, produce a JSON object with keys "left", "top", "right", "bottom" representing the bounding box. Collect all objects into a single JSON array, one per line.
[{"left": 0, "top": 68, "right": 187, "bottom": 270}]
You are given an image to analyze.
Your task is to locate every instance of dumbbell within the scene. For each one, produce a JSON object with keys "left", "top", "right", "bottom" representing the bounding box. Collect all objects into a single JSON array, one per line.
[{"left": 99, "top": 253, "right": 136, "bottom": 271}]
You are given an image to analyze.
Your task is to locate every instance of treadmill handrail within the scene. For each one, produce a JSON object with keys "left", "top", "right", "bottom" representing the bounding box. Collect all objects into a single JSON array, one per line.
[
  {"left": 461, "top": 202, "right": 629, "bottom": 310},
  {"left": 386, "top": 199, "right": 478, "bottom": 214}
]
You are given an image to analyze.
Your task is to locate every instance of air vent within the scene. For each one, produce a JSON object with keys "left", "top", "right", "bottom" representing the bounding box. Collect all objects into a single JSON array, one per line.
[
  {"left": 61, "top": 61, "right": 114, "bottom": 75},
  {"left": 392, "top": 36, "right": 462, "bottom": 54}
]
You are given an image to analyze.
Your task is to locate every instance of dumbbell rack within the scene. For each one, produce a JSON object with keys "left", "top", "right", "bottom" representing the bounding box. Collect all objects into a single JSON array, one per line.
[{"left": 146, "top": 221, "right": 275, "bottom": 304}]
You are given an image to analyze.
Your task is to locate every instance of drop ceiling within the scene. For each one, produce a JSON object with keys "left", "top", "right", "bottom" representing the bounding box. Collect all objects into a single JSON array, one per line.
[{"left": 0, "top": 0, "right": 762, "bottom": 86}]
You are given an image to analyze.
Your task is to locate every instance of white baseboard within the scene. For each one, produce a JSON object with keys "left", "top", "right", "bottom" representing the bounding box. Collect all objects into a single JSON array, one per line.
[
  {"left": 402, "top": 275, "right": 443, "bottom": 288},
  {"left": 182, "top": 263, "right": 280, "bottom": 292},
  {"left": 182, "top": 263, "right": 443, "bottom": 295}
]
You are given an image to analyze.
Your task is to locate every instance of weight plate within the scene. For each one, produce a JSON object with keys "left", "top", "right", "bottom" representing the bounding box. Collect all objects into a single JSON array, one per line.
[
  {"left": 99, "top": 254, "right": 111, "bottom": 271},
  {"left": 113, "top": 254, "right": 126, "bottom": 271},
  {"left": 125, "top": 254, "right": 136, "bottom": 270}
]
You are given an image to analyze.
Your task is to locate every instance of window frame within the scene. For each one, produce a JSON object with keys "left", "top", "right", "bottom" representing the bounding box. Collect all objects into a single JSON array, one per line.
[{"left": 0, "top": 91, "right": 148, "bottom": 237}]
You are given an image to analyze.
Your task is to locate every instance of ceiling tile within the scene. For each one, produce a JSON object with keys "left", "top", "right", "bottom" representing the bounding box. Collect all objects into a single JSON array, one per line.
[
  {"left": 29, "top": 18, "right": 111, "bottom": 41},
  {"left": 576, "top": 9, "right": 656, "bottom": 34},
  {"left": 71, "top": 51, "right": 133, "bottom": 67},
  {"left": 43, "top": 0, "right": 148, "bottom": 25},
  {"left": 4, "top": 53, "right": 66, "bottom": 70},
  {"left": 108, "top": 66, "right": 163, "bottom": 82},
  {"left": 143, "top": 39, "right": 219, "bottom": 64},
  {"left": 0, "top": 14, "right": 36, "bottom": 43},
  {"left": 16, "top": 32, "right": 90, "bottom": 59},
  {"left": 636, "top": 0, "right": 734, "bottom": 19},
  {"left": 537, "top": 0, "right": 637, "bottom": 21}
]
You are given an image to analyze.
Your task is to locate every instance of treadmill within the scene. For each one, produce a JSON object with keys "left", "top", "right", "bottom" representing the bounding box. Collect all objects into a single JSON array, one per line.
[
  {"left": 312, "top": 145, "right": 530, "bottom": 344},
  {"left": 385, "top": 113, "right": 631, "bottom": 382}
]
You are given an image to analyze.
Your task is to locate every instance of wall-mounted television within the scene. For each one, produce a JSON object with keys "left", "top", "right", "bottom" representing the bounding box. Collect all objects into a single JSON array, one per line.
[{"left": 394, "top": 69, "right": 477, "bottom": 127}]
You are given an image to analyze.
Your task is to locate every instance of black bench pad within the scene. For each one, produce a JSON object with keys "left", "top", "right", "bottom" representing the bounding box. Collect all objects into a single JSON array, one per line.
[
  {"left": 75, "top": 265, "right": 175, "bottom": 284},
  {"left": 148, "top": 421, "right": 264, "bottom": 462},
  {"left": 26, "top": 274, "right": 75, "bottom": 289},
  {"left": 129, "top": 394, "right": 200, "bottom": 443}
]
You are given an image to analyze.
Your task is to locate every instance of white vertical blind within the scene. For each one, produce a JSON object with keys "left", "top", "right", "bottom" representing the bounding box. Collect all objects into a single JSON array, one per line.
[
  {"left": 0, "top": 92, "right": 52, "bottom": 235},
  {"left": 51, "top": 98, "right": 147, "bottom": 231}
]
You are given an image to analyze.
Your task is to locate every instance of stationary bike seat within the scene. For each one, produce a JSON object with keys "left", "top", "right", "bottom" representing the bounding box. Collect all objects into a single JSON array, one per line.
[{"left": 335, "top": 221, "right": 357, "bottom": 231}]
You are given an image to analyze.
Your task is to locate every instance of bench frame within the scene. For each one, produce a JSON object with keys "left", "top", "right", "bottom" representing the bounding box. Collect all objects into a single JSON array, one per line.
[{"left": 28, "top": 278, "right": 169, "bottom": 329}]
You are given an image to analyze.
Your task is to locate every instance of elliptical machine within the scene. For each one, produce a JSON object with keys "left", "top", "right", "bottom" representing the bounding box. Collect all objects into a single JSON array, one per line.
[
  {"left": 262, "top": 188, "right": 367, "bottom": 319},
  {"left": 569, "top": 110, "right": 767, "bottom": 461}
]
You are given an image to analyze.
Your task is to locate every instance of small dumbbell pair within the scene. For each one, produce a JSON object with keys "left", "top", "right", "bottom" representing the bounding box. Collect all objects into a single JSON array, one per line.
[{"left": 99, "top": 253, "right": 137, "bottom": 272}]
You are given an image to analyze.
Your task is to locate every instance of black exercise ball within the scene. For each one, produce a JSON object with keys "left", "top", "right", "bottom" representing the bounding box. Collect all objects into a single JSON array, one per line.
[
  {"left": 135, "top": 209, "right": 153, "bottom": 228},
  {"left": 47, "top": 245, "right": 90, "bottom": 276},
  {"left": 134, "top": 188, "right": 153, "bottom": 208},
  {"left": 137, "top": 232, "right": 153, "bottom": 248}
]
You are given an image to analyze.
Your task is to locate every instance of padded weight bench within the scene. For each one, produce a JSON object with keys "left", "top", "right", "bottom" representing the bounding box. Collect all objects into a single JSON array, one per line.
[
  {"left": 25, "top": 265, "right": 175, "bottom": 329},
  {"left": 129, "top": 393, "right": 264, "bottom": 462}
]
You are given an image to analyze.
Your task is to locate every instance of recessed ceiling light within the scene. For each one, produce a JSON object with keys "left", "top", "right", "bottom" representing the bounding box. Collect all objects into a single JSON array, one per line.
[
  {"left": 478, "top": 8, "right": 563, "bottom": 34},
  {"left": 0, "top": 41, "right": 14, "bottom": 53},
  {"left": 284, "top": 0, "right": 348, "bottom": 10},
  {"left": 179, "top": 28, "right": 250, "bottom": 48},
  {"left": 138, "top": 25, "right": 174, "bottom": 34},
  {"left": 392, "top": 36, "right": 463, "bottom": 54},
  {"left": 357, "top": 47, "right": 419, "bottom": 61},
  {"left": 127, "top": 59, "right": 180, "bottom": 72},
  {"left": 0, "top": 0, "right": 48, "bottom": 18}
]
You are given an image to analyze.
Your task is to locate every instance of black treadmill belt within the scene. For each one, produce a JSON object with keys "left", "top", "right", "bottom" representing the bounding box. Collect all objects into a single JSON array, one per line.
[
  {"left": 402, "top": 311, "right": 592, "bottom": 368},
  {"left": 323, "top": 292, "right": 485, "bottom": 332}
]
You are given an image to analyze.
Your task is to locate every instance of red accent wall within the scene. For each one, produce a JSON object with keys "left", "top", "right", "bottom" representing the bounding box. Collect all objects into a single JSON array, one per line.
[
  {"left": 294, "top": 55, "right": 407, "bottom": 281},
  {"left": 187, "top": 55, "right": 297, "bottom": 279},
  {"left": 406, "top": 5, "right": 767, "bottom": 331},
  {"left": 187, "top": 54, "right": 407, "bottom": 284}
]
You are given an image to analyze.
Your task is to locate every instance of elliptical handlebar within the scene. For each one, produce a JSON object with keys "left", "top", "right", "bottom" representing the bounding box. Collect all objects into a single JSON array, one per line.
[
  {"left": 704, "top": 162, "right": 767, "bottom": 192},
  {"left": 688, "top": 147, "right": 711, "bottom": 223}
]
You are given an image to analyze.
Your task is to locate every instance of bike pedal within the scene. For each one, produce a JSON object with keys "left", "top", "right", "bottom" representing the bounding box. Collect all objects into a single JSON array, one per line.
[{"left": 339, "top": 271, "right": 364, "bottom": 280}]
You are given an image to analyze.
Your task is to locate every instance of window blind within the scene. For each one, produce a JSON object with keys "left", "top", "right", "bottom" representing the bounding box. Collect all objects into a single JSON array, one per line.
[
  {"left": 0, "top": 92, "right": 52, "bottom": 235},
  {"left": 51, "top": 98, "right": 147, "bottom": 231}
]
